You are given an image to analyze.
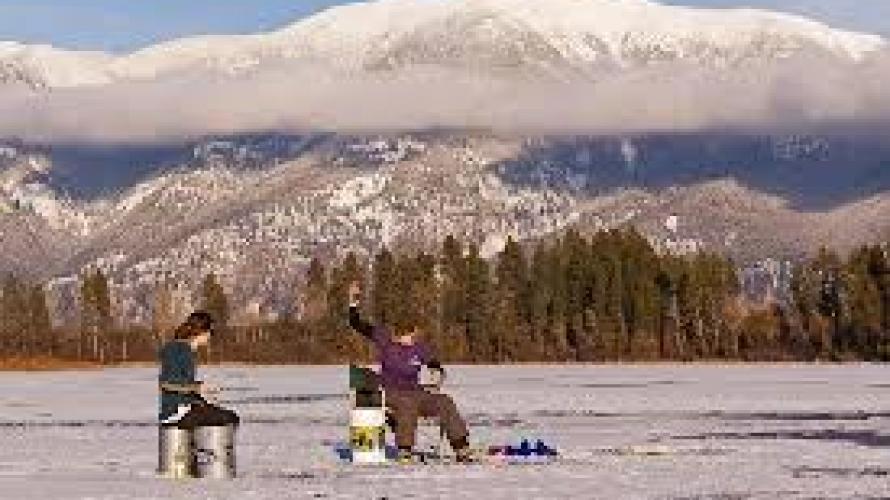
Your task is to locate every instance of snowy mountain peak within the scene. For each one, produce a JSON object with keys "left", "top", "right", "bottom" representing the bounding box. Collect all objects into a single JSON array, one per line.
[
  {"left": 290, "top": 0, "right": 885, "bottom": 61},
  {"left": 0, "top": 0, "right": 885, "bottom": 89}
]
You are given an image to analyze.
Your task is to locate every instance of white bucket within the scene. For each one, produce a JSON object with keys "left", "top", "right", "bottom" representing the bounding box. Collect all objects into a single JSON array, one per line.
[{"left": 349, "top": 408, "right": 386, "bottom": 464}]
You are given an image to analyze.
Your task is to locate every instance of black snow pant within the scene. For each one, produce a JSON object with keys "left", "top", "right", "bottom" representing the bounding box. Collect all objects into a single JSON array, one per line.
[{"left": 168, "top": 400, "right": 239, "bottom": 430}]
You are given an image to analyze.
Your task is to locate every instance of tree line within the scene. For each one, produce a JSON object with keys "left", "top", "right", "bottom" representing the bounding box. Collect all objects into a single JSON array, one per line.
[{"left": 0, "top": 229, "right": 887, "bottom": 364}]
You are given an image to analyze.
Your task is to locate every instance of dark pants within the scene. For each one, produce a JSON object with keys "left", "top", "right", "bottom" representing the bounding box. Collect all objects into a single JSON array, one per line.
[
  {"left": 168, "top": 401, "right": 240, "bottom": 430},
  {"left": 387, "top": 389, "right": 469, "bottom": 450}
]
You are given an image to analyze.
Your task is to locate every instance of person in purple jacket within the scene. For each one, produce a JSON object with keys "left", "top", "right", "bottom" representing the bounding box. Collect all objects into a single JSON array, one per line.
[{"left": 348, "top": 281, "right": 472, "bottom": 462}]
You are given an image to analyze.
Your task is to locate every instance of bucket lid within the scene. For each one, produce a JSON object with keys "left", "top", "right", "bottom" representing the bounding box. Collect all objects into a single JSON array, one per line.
[{"left": 350, "top": 408, "right": 386, "bottom": 426}]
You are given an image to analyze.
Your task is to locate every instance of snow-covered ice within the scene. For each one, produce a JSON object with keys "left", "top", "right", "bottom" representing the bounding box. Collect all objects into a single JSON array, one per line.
[{"left": 1, "top": 364, "right": 888, "bottom": 499}]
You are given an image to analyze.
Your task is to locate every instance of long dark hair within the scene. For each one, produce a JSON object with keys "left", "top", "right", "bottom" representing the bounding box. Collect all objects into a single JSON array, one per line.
[{"left": 173, "top": 311, "right": 215, "bottom": 340}]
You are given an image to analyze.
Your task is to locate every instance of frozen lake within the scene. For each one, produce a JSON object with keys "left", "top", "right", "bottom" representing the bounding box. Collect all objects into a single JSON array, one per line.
[{"left": 1, "top": 364, "right": 888, "bottom": 499}]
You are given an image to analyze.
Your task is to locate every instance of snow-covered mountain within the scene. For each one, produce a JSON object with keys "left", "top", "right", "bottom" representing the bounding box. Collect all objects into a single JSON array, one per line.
[
  {"left": 0, "top": 0, "right": 887, "bottom": 326},
  {"left": 1, "top": 132, "right": 886, "bottom": 327},
  {"left": 0, "top": 0, "right": 885, "bottom": 89}
]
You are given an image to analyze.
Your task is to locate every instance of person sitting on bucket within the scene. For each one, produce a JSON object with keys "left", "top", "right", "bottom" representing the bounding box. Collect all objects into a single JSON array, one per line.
[
  {"left": 347, "top": 281, "right": 473, "bottom": 463},
  {"left": 158, "top": 311, "right": 239, "bottom": 429}
]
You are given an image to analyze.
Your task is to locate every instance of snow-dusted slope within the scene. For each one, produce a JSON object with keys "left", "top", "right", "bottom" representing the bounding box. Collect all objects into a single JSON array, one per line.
[
  {"left": 1, "top": 0, "right": 885, "bottom": 88},
  {"left": 0, "top": 42, "right": 114, "bottom": 88}
]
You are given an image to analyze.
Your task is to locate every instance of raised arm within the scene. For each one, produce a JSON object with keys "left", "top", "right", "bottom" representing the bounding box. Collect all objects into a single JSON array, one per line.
[
  {"left": 349, "top": 305, "right": 375, "bottom": 339},
  {"left": 348, "top": 281, "right": 374, "bottom": 339}
]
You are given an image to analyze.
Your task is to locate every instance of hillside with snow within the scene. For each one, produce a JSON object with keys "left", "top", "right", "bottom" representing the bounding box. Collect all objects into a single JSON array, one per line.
[
  {"left": 0, "top": 133, "right": 884, "bottom": 327},
  {"left": 0, "top": 0, "right": 885, "bottom": 89},
  {"left": 0, "top": 0, "right": 887, "bottom": 326}
]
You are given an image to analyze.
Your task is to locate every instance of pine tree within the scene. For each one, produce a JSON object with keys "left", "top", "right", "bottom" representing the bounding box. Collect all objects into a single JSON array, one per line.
[
  {"left": 293, "top": 257, "right": 330, "bottom": 361},
  {"left": 494, "top": 236, "right": 529, "bottom": 361},
  {"left": 201, "top": 273, "right": 229, "bottom": 329},
  {"left": 1, "top": 274, "right": 27, "bottom": 356},
  {"left": 656, "top": 255, "right": 686, "bottom": 359},
  {"left": 79, "top": 270, "right": 113, "bottom": 361},
  {"left": 561, "top": 230, "right": 588, "bottom": 360},
  {"left": 813, "top": 248, "right": 844, "bottom": 355},
  {"left": 304, "top": 257, "right": 328, "bottom": 323},
  {"left": 152, "top": 283, "right": 175, "bottom": 339},
  {"left": 439, "top": 235, "right": 468, "bottom": 360},
  {"left": 714, "top": 255, "right": 741, "bottom": 357},
  {"left": 327, "top": 251, "right": 367, "bottom": 360},
  {"left": 673, "top": 259, "right": 700, "bottom": 360},
  {"left": 623, "top": 229, "right": 661, "bottom": 359},
  {"left": 545, "top": 238, "right": 570, "bottom": 360},
  {"left": 329, "top": 252, "right": 362, "bottom": 326},
  {"left": 78, "top": 270, "right": 99, "bottom": 360},
  {"left": 28, "top": 284, "right": 51, "bottom": 357},
  {"left": 529, "top": 242, "right": 552, "bottom": 360},
  {"left": 93, "top": 270, "right": 112, "bottom": 334},
  {"left": 395, "top": 252, "right": 420, "bottom": 333},
  {"left": 598, "top": 234, "right": 625, "bottom": 359},
  {"left": 411, "top": 252, "right": 440, "bottom": 352},
  {"left": 845, "top": 245, "right": 886, "bottom": 358},
  {"left": 870, "top": 244, "right": 890, "bottom": 358},
  {"left": 791, "top": 260, "right": 826, "bottom": 357},
  {"left": 464, "top": 243, "right": 492, "bottom": 361},
  {"left": 865, "top": 245, "right": 890, "bottom": 350},
  {"left": 372, "top": 247, "right": 399, "bottom": 329}
]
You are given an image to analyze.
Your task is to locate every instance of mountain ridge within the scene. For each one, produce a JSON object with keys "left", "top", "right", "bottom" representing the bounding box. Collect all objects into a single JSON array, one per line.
[
  {"left": 0, "top": 1, "right": 886, "bottom": 324},
  {"left": 0, "top": 0, "right": 885, "bottom": 89}
]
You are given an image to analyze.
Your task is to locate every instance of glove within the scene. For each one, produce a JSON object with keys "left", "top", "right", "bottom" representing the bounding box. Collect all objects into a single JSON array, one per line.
[
  {"left": 428, "top": 364, "right": 446, "bottom": 388},
  {"left": 348, "top": 281, "right": 362, "bottom": 306}
]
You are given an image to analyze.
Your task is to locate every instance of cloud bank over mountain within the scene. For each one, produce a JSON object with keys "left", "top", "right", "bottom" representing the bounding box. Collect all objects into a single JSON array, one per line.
[{"left": 1, "top": 50, "right": 888, "bottom": 144}]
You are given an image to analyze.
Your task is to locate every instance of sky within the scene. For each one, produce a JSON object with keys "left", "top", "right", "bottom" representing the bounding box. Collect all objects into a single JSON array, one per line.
[{"left": 0, "top": 0, "right": 887, "bottom": 53}]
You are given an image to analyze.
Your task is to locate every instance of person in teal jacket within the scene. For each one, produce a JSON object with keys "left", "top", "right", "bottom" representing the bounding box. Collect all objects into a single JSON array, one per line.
[{"left": 158, "top": 311, "right": 238, "bottom": 428}]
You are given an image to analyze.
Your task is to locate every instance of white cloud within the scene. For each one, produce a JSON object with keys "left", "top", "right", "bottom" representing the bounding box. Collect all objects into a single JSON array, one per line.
[{"left": 1, "top": 49, "right": 889, "bottom": 144}]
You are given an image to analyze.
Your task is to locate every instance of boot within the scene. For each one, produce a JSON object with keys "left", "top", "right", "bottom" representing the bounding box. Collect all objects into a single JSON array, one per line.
[
  {"left": 454, "top": 446, "right": 477, "bottom": 464},
  {"left": 450, "top": 436, "right": 475, "bottom": 463},
  {"left": 397, "top": 447, "right": 414, "bottom": 465}
]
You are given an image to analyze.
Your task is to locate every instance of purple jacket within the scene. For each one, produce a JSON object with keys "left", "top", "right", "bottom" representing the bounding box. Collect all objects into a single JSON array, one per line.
[{"left": 349, "top": 306, "right": 439, "bottom": 390}]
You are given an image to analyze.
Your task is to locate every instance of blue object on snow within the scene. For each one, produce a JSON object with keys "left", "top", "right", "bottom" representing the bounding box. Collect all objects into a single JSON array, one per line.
[
  {"left": 519, "top": 439, "right": 532, "bottom": 456},
  {"left": 534, "top": 439, "right": 558, "bottom": 456},
  {"left": 334, "top": 443, "right": 352, "bottom": 461},
  {"left": 503, "top": 438, "right": 553, "bottom": 456}
]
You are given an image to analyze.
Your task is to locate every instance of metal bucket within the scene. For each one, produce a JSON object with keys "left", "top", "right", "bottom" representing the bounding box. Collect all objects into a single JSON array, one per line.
[
  {"left": 349, "top": 408, "right": 386, "bottom": 464},
  {"left": 158, "top": 426, "right": 194, "bottom": 479},
  {"left": 193, "top": 425, "right": 236, "bottom": 479}
]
